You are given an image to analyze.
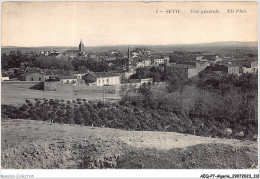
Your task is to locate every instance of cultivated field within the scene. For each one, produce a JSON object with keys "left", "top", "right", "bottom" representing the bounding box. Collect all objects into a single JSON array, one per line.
[
  {"left": 1, "top": 82, "right": 121, "bottom": 106},
  {"left": 1, "top": 119, "right": 258, "bottom": 169}
]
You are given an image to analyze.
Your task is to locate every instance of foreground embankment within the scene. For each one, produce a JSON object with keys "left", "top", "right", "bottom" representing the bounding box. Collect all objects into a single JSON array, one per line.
[{"left": 1, "top": 119, "right": 258, "bottom": 169}]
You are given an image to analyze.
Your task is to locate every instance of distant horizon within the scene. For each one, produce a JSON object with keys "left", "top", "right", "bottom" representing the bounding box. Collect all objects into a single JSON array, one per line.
[{"left": 1, "top": 41, "right": 258, "bottom": 48}]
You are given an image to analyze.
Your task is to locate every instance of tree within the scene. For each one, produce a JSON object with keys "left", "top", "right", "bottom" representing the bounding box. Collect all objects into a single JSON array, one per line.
[
  {"left": 65, "top": 106, "right": 75, "bottom": 124},
  {"left": 74, "top": 107, "right": 84, "bottom": 125},
  {"left": 82, "top": 74, "right": 97, "bottom": 84}
]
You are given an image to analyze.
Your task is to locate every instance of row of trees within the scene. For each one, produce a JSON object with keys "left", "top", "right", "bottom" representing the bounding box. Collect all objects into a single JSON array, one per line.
[
  {"left": 130, "top": 67, "right": 165, "bottom": 82},
  {"left": 1, "top": 100, "right": 193, "bottom": 133},
  {"left": 1, "top": 50, "right": 36, "bottom": 70},
  {"left": 35, "top": 56, "right": 74, "bottom": 71},
  {"left": 1, "top": 50, "right": 126, "bottom": 72}
]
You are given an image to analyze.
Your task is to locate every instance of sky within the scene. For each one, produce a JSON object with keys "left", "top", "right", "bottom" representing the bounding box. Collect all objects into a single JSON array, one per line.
[{"left": 1, "top": 1, "right": 258, "bottom": 47}]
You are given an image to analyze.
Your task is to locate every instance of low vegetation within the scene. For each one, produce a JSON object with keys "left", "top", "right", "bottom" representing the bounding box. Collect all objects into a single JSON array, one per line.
[{"left": 1, "top": 72, "right": 257, "bottom": 141}]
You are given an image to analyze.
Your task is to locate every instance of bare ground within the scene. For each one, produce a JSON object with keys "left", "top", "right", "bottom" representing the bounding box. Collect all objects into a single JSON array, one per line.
[
  {"left": 1, "top": 119, "right": 258, "bottom": 169},
  {"left": 1, "top": 82, "right": 120, "bottom": 106}
]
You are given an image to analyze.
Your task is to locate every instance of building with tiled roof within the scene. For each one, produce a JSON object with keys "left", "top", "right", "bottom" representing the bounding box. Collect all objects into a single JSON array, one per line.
[
  {"left": 205, "top": 64, "right": 239, "bottom": 75},
  {"left": 166, "top": 64, "right": 198, "bottom": 79},
  {"left": 94, "top": 72, "right": 121, "bottom": 86},
  {"left": 20, "top": 72, "right": 45, "bottom": 81}
]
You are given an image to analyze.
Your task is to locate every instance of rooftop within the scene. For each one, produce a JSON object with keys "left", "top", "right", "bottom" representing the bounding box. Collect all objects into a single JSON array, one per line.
[
  {"left": 65, "top": 50, "right": 79, "bottom": 54},
  {"left": 222, "top": 64, "right": 239, "bottom": 68},
  {"left": 167, "top": 64, "right": 196, "bottom": 69},
  {"left": 129, "top": 79, "right": 140, "bottom": 83},
  {"left": 60, "top": 76, "right": 77, "bottom": 80},
  {"left": 94, "top": 72, "right": 120, "bottom": 78},
  {"left": 20, "top": 72, "right": 44, "bottom": 76}
]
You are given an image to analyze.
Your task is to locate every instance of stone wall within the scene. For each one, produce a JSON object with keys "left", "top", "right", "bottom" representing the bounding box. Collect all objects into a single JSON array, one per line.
[
  {"left": 44, "top": 81, "right": 116, "bottom": 94},
  {"left": 2, "top": 81, "right": 40, "bottom": 89}
]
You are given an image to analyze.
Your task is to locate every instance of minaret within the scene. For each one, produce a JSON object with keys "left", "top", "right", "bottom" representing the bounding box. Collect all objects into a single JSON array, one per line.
[
  {"left": 126, "top": 47, "right": 131, "bottom": 72},
  {"left": 79, "top": 38, "right": 84, "bottom": 53}
]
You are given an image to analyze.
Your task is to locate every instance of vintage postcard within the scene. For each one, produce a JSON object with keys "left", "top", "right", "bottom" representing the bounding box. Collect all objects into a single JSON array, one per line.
[{"left": 1, "top": 1, "right": 258, "bottom": 178}]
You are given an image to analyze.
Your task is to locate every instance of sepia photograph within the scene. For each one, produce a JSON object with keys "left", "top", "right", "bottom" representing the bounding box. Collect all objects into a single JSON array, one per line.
[{"left": 1, "top": 0, "right": 259, "bottom": 178}]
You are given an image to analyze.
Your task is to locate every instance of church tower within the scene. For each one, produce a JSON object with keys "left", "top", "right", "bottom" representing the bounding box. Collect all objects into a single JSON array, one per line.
[{"left": 79, "top": 39, "right": 84, "bottom": 53}]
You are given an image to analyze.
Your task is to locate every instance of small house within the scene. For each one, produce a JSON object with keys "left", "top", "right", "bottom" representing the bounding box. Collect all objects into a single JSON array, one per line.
[{"left": 20, "top": 72, "right": 45, "bottom": 81}]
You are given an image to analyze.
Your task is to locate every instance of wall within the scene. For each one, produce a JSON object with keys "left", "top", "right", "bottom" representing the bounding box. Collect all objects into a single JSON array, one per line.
[
  {"left": 228, "top": 66, "right": 239, "bottom": 75},
  {"left": 196, "top": 61, "right": 210, "bottom": 72},
  {"left": 96, "top": 76, "right": 120, "bottom": 86},
  {"left": 24, "top": 73, "right": 45, "bottom": 82},
  {"left": 188, "top": 68, "right": 198, "bottom": 78},
  {"left": 2, "top": 77, "right": 10, "bottom": 81},
  {"left": 44, "top": 81, "right": 116, "bottom": 93},
  {"left": 242, "top": 67, "right": 254, "bottom": 74},
  {"left": 2, "top": 81, "right": 39, "bottom": 89},
  {"left": 166, "top": 67, "right": 189, "bottom": 79},
  {"left": 120, "top": 82, "right": 166, "bottom": 90},
  {"left": 61, "top": 79, "right": 77, "bottom": 84},
  {"left": 44, "top": 81, "right": 60, "bottom": 91}
]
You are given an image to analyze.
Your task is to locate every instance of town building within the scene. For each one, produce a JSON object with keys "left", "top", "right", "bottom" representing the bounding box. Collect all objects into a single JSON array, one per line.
[
  {"left": 95, "top": 72, "right": 121, "bottom": 86},
  {"left": 151, "top": 55, "right": 169, "bottom": 66},
  {"left": 175, "top": 59, "right": 210, "bottom": 73},
  {"left": 108, "top": 50, "right": 123, "bottom": 56},
  {"left": 129, "top": 78, "right": 153, "bottom": 88},
  {"left": 205, "top": 64, "right": 240, "bottom": 75},
  {"left": 65, "top": 39, "right": 86, "bottom": 58},
  {"left": 140, "top": 78, "right": 153, "bottom": 85},
  {"left": 71, "top": 70, "right": 89, "bottom": 79},
  {"left": 196, "top": 59, "right": 210, "bottom": 72},
  {"left": 166, "top": 64, "right": 198, "bottom": 79},
  {"left": 60, "top": 76, "right": 85, "bottom": 85},
  {"left": 230, "top": 59, "right": 258, "bottom": 74},
  {"left": 20, "top": 72, "right": 45, "bottom": 81},
  {"left": 223, "top": 64, "right": 240, "bottom": 75},
  {"left": 1, "top": 76, "right": 9, "bottom": 81},
  {"left": 39, "top": 50, "right": 61, "bottom": 56},
  {"left": 176, "top": 61, "right": 196, "bottom": 66},
  {"left": 196, "top": 54, "right": 222, "bottom": 64},
  {"left": 131, "top": 48, "right": 151, "bottom": 58},
  {"left": 107, "top": 69, "right": 133, "bottom": 82},
  {"left": 39, "top": 50, "right": 50, "bottom": 56},
  {"left": 142, "top": 58, "right": 151, "bottom": 67}
]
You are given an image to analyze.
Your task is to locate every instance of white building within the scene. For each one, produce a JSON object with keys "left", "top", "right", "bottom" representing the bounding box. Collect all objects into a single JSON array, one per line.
[
  {"left": 152, "top": 56, "right": 169, "bottom": 65},
  {"left": 143, "top": 59, "right": 151, "bottom": 66},
  {"left": 95, "top": 72, "right": 121, "bottom": 86},
  {"left": 71, "top": 71, "right": 89, "bottom": 79},
  {"left": 1, "top": 76, "right": 9, "bottom": 81},
  {"left": 60, "top": 76, "right": 85, "bottom": 85},
  {"left": 196, "top": 59, "right": 210, "bottom": 72},
  {"left": 136, "top": 61, "right": 145, "bottom": 68}
]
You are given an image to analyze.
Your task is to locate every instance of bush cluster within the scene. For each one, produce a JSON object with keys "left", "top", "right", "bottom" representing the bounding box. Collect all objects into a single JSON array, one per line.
[{"left": 121, "top": 73, "right": 258, "bottom": 140}]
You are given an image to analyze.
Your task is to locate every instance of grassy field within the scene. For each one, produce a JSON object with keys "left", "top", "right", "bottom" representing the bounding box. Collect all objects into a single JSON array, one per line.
[
  {"left": 1, "top": 82, "right": 121, "bottom": 106},
  {"left": 1, "top": 119, "right": 258, "bottom": 169}
]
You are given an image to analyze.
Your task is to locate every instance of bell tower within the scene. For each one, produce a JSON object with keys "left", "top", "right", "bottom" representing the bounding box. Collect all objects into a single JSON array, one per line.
[{"left": 79, "top": 38, "right": 84, "bottom": 53}]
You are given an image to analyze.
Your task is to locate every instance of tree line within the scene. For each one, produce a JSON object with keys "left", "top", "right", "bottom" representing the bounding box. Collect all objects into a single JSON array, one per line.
[{"left": 1, "top": 50, "right": 126, "bottom": 72}]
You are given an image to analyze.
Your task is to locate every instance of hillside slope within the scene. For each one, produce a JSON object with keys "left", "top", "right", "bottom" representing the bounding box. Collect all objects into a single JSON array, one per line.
[{"left": 1, "top": 119, "right": 258, "bottom": 169}]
